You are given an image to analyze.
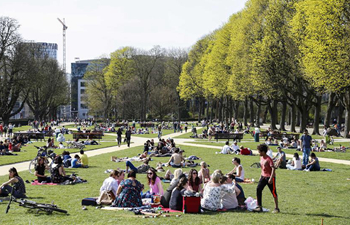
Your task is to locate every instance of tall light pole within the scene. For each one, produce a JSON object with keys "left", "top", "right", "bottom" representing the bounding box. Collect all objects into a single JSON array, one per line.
[{"left": 57, "top": 18, "right": 68, "bottom": 73}]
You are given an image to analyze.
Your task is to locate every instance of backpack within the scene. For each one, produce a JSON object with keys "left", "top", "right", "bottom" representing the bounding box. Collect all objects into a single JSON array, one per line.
[{"left": 51, "top": 165, "right": 64, "bottom": 183}]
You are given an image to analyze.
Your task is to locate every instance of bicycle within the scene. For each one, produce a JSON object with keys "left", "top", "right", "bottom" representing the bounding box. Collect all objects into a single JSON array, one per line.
[
  {"left": 28, "top": 146, "right": 56, "bottom": 174},
  {"left": 6, "top": 185, "right": 68, "bottom": 214}
]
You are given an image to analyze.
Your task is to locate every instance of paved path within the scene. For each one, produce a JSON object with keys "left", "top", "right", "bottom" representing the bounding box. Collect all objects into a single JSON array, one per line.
[{"left": 1, "top": 126, "right": 349, "bottom": 176}]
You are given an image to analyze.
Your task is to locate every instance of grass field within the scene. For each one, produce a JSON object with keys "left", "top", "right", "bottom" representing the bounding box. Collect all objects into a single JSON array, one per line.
[{"left": 0, "top": 142, "right": 349, "bottom": 225}]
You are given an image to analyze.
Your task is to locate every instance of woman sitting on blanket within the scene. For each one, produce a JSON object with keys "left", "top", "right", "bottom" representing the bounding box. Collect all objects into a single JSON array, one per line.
[
  {"left": 201, "top": 171, "right": 235, "bottom": 211},
  {"left": 169, "top": 177, "right": 188, "bottom": 211},
  {"left": 0, "top": 167, "right": 26, "bottom": 198},
  {"left": 113, "top": 170, "right": 143, "bottom": 207},
  {"left": 148, "top": 168, "right": 164, "bottom": 195},
  {"left": 35, "top": 157, "right": 51, "bottom": 183},
  {"left": 161, "top": 169, "right": 185, "bottom": 208},
  {"left": 187, "top": 169, "right": 202, "bottom": 193},
  {"left": 51, "top": 156, "right": 74, "bottom": 183}
]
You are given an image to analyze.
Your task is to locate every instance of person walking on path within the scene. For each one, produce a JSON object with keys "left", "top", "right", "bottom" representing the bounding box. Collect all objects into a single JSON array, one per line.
[
  {"left": 301, "top": 129, "right": 312, "bottom": 168},
  {"left": 125, "top": 127, "right": 132, "bottom": 147},
  {"left": 117, "top": 128, "right": 122, "bottom": 147}
]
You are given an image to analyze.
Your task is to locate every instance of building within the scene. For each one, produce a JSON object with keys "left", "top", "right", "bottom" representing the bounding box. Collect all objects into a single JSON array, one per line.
[{"left": 71, "top": 60, "right": 94, "bottom": 119}]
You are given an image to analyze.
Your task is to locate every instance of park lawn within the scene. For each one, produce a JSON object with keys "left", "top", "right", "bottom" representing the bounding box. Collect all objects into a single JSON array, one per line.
[
  {"left": 174, "top": 128, "right": 204, "bottom": 139},
  {"left": 13, "top": 126, "right": 33, "bottom": 132},
  {"left": 0, "top": 141, "right": 120, "bottom": 166},
  {"left": 0, "top": 145, "right": 350, "bottom": 224}
]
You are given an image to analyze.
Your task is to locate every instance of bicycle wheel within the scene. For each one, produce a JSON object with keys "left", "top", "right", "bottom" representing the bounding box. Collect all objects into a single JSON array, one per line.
[
  {"left": 37, "top": 204, "right": 68, "bottom": 214},
  {"left": 28, "top": 159, "right": 38, "bottom": 174},
  {"left": 45, "top": 157, "right": 54, "bottom": 174}
]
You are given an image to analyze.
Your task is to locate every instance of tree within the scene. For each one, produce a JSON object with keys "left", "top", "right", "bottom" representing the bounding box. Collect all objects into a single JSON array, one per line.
[
  {"left": 85, "top": 58, "right": 112, "bottom": 118},
  {"left": 0, "top": 17, "right": 32, "bottom": 124}
]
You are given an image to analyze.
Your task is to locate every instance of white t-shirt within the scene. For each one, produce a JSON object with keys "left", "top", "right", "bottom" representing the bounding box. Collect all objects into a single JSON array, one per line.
[
  {"left": 267, "top": 149, "right": 274, "bottom": 159},
  {"left": 221, "top": 145, "right": 232, "bottom": 154},
  {"left": 221, "top": 183, "right": 238, "bottom": 209},
  {"left": 293, "top": 157, "right": 302, "bottom": 170},
  {"left": 231, "top": 144, "right": 240, "bottom": 152},
  {"left": 100, "top": 177, "right": 119, "bottom": 196},
  {"left": 236, "top": 165, "right": 245, "bottom": 180}
]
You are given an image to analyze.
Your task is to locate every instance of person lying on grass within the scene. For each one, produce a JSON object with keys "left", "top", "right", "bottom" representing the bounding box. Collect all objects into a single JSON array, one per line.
[
  {"left": 111, "top": 151, "right": 148, "bottom": 162},
  {"left": 125, "top": 158, "right": 151, "bottom": 173}
]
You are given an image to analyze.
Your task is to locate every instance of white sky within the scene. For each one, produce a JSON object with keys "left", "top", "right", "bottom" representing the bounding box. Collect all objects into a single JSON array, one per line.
[{"left": 1, "top": 0, "right": 248, "bottom": 73}]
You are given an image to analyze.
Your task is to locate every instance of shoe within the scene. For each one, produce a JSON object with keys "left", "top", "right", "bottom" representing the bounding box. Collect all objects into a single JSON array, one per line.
[
  {"left": 252, "top": 206, "right": 263, "bottom": 212},
  {"left": 272, "top": 208, "right": 280, "bottom": 213}
]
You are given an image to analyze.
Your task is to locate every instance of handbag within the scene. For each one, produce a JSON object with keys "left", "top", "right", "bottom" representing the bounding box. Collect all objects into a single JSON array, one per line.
[{"left": 96, "top": 190, "right": 116, "bottom": 205}]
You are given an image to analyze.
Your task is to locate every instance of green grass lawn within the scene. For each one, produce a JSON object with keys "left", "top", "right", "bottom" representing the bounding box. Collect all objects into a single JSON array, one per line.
[
  {"left": 174, "top": 128, "right": 204, "bottom": 139},
  {"left": 0, "top": 144, "right": 349, "bottom": 224},
  {"left": 133, "top": 129, "right": 175, "bottom": 139}
]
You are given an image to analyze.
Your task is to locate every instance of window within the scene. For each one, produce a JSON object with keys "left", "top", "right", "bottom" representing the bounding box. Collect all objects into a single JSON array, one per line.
[
  {"left": 80, "top": 89, "right": 85, "bottom": 94},
  {"left": 81, "top": 104, "right": 88, "bottom": 109}
]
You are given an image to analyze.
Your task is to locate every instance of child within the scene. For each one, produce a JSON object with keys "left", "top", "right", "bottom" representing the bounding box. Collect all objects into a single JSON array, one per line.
[
  {"left": 198, "top": 161, "right": 210, "bottom": 183},
  {"left": 253, "top": 144, "right": 279, "bottom": 213}
]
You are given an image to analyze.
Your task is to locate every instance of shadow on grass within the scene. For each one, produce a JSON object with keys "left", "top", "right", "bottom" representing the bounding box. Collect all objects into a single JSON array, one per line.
[{"left": 305, "top": 213, "right": 350, "bottom": 220}]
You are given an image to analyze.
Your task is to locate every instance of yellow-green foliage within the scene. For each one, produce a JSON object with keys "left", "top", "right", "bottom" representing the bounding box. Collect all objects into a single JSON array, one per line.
[{"left": 291, "top": 0, "right": 350, "bottom": 92}]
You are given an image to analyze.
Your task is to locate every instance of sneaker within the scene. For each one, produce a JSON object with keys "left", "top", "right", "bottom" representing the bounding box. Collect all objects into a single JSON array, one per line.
[
  {"left": 272, "top": 208, "right": 280, "bottom": 214},
  {"left": 252, "top": 207, "right": 263, "bottom": 212}
]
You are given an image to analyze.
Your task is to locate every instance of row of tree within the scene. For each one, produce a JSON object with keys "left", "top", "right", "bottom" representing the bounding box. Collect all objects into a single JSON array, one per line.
[
  {"left": 178, "top": 0, "right": 350, "bottom": 135},
  {"left": 84, "top": 47, "right": 189, "bottom": 121},
  {"left": 0, "top": 17, "right": 69, "bottom": 124}
]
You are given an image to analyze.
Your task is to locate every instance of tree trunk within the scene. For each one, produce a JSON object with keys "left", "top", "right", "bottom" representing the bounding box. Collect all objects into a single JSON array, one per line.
[
  {"left": 249, "top": 98, "right": 254, "bottom": 126},
  {"left": 312, "top": 95, "right": 322, "bottom": 135},
  {"left": 290, "top": 104, "right": 296, "bottom": 132},
  {"left": 337, "top": 102, "right": 344, "bottom": 128},
  {"left": 262, "top": 106, "right": 268, "bottom": 124},
  {"left": 296, "top": 111, "right": 301, "bottom": 126},
  {"left": 267, "top": 100, "right": 278, "bottom": 130},
  {"left": 255, "top": 101, "right": 261, "bottom": 128},
  {"left": 280, "top": 100, "right": 287, "bottom": 131},
  {"left": 234, "top": 101, "right": 239, "bottom": 120},
  {"left": 206, "top": 98, "right": 209, "bottom": 120},
  {"left": 299, "top": 108, "right": 308, "bottom": 133},
  {"left": 344, "top": 109, "right": 350, "bottom": 138},
  {"left": 198, "top": 97, "right": 202, "bottom": 123},
  {"left": 243, "top": 97, "right": 248, "bottom": 126},
  {"left": 325, "top": 92, "right": 336, "bottom": 128},
  {"left": 210, "top": 100, "right": 214, "bottom": 123}
]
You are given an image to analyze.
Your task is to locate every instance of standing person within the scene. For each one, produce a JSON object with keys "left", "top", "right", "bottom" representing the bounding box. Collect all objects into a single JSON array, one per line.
[
  {"left": 254, "top": 127, "right": 260, "bottom": 142},
  {"left": 184, "top": 122, "right": 188, "bottom": 133},
  {"left": 301, "top": 129, "right": 312, "bottom": 168},
  {"left": 0, "top": 123, "right": 3, "bottom": 137},
  {"left": 125, "top": 127, "right": 131, "bottom": 148},
  {"left": 116, "top": 128, "right": 122, "bottom": 147},
  {"left": 157, "top": 125, "right": 162, "bottom": 140},
  {"left": 8, "top": 123, "right": 14, "bottom": 138},
  {"left": 253, "top": 144, "right": 279, "bottom": 213},
  {"left": 0, "top": 167, "right": 26, "bottom": 198}
]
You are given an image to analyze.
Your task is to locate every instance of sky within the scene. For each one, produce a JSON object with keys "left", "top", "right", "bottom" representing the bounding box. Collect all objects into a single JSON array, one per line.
[{"left": 1, "top": 0, "right": 248, "bottom": 73}]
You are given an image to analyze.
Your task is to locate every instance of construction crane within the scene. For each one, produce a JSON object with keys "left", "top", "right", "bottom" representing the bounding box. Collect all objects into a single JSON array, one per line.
[{"left": 57, "top": 18, "right": 68, "bottom": 73}]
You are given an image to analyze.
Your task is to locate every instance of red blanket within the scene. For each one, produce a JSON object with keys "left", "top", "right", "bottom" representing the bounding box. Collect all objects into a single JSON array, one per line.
[{"left": 31, "top": 180, "right": 58, "bottom": 185}]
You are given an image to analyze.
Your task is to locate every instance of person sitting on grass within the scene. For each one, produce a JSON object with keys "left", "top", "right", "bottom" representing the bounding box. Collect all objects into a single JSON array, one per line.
[
  {"left": 100, "top": 170, "right": 124, "bottom": 197},
  {"left": 166, "top": 148, "right": 185, "bottom": 168},
  {"left": 228, "top": 157, "right": 245, "bottom": 182},
  {"left": 113, "top": 170, "right": 143, "bottom": 208},
  {"left": 198, "top": 161, "right": 210, "bottom": 183},
  {"left": 253, "top": 144, "right": 279, "bottom": 213},
  {"left": 161, "top": 170, "right": 185, "bottom": 208},
  {"left": 147, "top": 168, "right": 164, "bottom": 195},
  {"left": 71, "top": 154, "right": 82, "bottom": 168},
  {"left": 239, "top": 145, "right": 252, "bottom": 155},
  {"left": 80, "top": 150, "right": 88, "bottom": 168},
  {"left": 230, "top": 141, "right": 240, "bottom": 154},
  {"left": 35, "top": 157, "right": 51, "bottom": 183},
  {"left": 201, "top": 171, "right": 235, "bottom": 211},
  {"left": 125, "top": 158, "right": 150, "bottom": 173},
  {"left": 51, "top": 156, "right": 74, "bottom": 183},
  {"left": 0, "top": 167, "right": 26, "bottom": 198},
  {"left": 286, "top": 152, "right": 302, "bottom": 170},
  {"left": 187, "top": 169, "right": 202, "bottom": 193},
  {"left": 273, "top": 147, "right": 287, "bottom": 169},
  {"left": 304, "top": 153, "right": 320, "bottom": 171},
  {"left": 221, "top": 141, "right": 233, "bottom": 154},
  {"left": 220, "top": 175, "right": 239, "bottom": 210},
  {"left": 169, "top": 177, "right": 188, "bottom": 211}
]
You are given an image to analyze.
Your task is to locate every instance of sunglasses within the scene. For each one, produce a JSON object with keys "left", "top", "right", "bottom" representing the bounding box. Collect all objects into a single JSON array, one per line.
[
  {"left": 147, "top": 173, "right": 153, "bottom": 175},
  {"left": 192, "top": 172, "right": 197, "bottom": 174}
]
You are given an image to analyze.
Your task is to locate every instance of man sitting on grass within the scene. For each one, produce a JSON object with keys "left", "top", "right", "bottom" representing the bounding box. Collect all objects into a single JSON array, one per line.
[
  {"left": 221, "top": 141, "right": 233, "bottom": 154},
  {"left": 71, "top": 155, "right": 82, "bottom": 168},
  {"left": 80, "top": 150, "right": 89, "bottom": 168},
  {"left": 167, "top": 148, "right": 185, "bottom": 167}
]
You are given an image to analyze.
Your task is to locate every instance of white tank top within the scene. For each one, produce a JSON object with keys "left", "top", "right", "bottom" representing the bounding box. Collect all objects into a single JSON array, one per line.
[{"left": 236, "top": 165, "right": 245, "bottom": 180}]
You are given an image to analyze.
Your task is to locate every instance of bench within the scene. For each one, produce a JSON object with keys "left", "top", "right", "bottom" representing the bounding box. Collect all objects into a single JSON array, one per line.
[
  {"left": 72, "top": 132, "right": 104, "bottom": 140},
  {"left": 140, "top": 123, "right": 155, "bottom": 128},
  {"left": 114, "top": 123, "right": 128, "bottom": 127},
  {"left": 214, "top": 133, "right": 244, "bottom": 142},
  {"left": 14, "top": 132, "right": 45, "bottom": 141}
]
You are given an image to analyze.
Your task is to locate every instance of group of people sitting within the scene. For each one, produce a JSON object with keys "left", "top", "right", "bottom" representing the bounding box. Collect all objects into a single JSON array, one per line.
[{"left": 220, "top": 141, "right": 253, "bottom": 155}]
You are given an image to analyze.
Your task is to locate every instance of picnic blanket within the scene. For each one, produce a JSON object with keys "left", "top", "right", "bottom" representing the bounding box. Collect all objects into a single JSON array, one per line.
[{"left": 31, "top": 180, "right": 58, "bottom": 186}]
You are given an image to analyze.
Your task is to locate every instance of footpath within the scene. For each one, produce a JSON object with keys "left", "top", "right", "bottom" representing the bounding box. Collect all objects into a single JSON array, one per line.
[{"left": 0, "top": 126, "right": 349, "bottom": 176}]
